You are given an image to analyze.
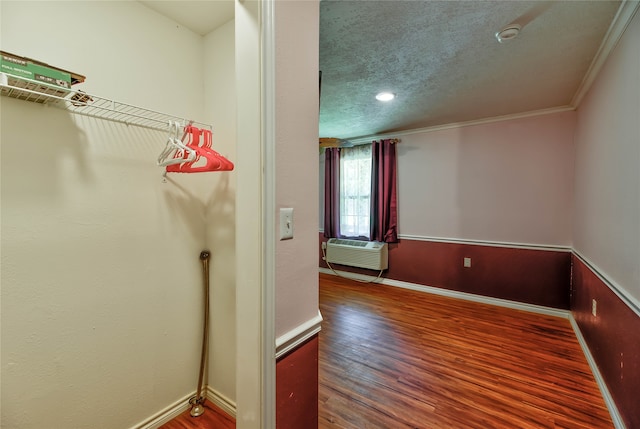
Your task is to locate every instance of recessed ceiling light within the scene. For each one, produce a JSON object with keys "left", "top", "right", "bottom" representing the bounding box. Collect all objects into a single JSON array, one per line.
[
  {"left": 495, "top": 24, "right": 521, "bottom": 43},
  {"left": 375, "top": 92, "right": 395, "bottom": 102}
]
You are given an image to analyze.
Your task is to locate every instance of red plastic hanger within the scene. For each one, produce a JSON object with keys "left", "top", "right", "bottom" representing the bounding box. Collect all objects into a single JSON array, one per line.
[
  {"left": 200, "top": 129, "right": 234, "bottom": 171},
  {"left": 165, "top": 125, "right": 234, "bottom": 173}
]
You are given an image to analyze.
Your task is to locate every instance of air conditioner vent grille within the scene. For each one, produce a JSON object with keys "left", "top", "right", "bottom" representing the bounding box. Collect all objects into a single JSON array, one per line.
[
  {"left": 332, "top": 239, "right": 367, "bottom": 247},
  {"left": 325, "top": 238, "right": 388, "bottom": 270}
]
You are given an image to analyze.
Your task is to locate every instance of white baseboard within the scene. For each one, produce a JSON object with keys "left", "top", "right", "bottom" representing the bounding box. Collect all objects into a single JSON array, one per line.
[
  {"left": 319, "top": 267, "right": 570, "bottom": 319},
  {"left": 128, "top": 388, "right": 236, "bottom": 429},
  {"left": 569, "top": 315, "right": 625, "bottom": 429},
  {"left": 206, "top": 385, "right": 237, "bottom": 418},
  {"left": 129, "top": 391, "right": 194, "bottom": 429}
]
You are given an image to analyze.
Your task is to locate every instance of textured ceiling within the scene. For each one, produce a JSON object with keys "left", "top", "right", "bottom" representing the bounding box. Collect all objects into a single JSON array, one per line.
[
  {"left": 138, "top": 0, "right": 623, "bottom": 140},
  {"left": 319, "top": 0, "right": 622, "bottom": 139}
]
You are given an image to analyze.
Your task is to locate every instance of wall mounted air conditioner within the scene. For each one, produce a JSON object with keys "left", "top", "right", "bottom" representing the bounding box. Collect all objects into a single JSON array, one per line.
[{"left": 325, "top": 238, "right": 388, "bottom": 270}]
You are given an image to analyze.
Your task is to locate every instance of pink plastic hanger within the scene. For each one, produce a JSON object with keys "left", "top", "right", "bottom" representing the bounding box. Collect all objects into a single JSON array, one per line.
[
  {"left": 200, "top": 129, "right": 234, "bottom": 171},
  {"left": 165, "top": 126, "right": 233, "bottom": 173}
]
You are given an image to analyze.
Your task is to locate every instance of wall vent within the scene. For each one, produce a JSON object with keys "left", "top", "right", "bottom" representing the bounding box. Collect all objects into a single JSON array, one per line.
[{"left": 325, "top": 238, "right": 388, "bottom": 270}]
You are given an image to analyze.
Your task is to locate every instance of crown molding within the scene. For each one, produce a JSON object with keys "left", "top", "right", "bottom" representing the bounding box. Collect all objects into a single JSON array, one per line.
[
  {"left": 348, "top": 106, "right": 574, "bottom": 145},
  {"left": 571, "top": 0, "right": 640, "bottom": 107}
]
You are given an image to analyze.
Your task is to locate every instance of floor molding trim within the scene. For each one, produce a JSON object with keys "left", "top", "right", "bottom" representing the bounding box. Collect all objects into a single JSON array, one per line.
[
  {"left": 275, "top": 310, "right": 323, "bottom": 360},
  {"left": 319, "top": 268, "right": 570, "bottom": 319},
  {"left": 206, "top": 385, "right": 237, "bottom": 418},
  {"left": 129, "top": 388, "right": 236, "bottom": 429},
  {"left": 569, "top": 315, "right": 625, "bottom": 429},
  {"left": 129, "top": 391, "right": 194, "bottom": 429}
]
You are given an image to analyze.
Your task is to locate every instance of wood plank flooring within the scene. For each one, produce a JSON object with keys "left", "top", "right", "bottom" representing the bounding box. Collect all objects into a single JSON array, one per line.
[
  {"left": 318, "top": 273, "right": 614, "bottom": 429},
  {"left": 159, "top": 401, "right": 235, "bottom": 429}
]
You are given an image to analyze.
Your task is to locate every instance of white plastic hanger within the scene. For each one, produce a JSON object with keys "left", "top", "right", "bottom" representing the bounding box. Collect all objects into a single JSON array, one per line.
[{"left": 157, "top": 121, "right": 196, "bottom": 167}]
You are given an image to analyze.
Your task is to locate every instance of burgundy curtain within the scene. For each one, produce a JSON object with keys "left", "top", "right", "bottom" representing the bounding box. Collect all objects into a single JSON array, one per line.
[
  {"left": 323, "top": 148, "right": 341, "bottom": 238},
  {"left": 370, "top": 140, "right": 398, "bottom": 242}
]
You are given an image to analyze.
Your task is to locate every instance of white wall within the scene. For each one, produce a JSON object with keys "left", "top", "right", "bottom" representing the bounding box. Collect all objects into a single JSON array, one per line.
[
  {"left": 320, "top": 111, "right": 576, "bottom": 247},
  {"left": 274, "top": 1, "right": 320, "bottom": 339},
  {"left": 203, "top": 18, "right": 237, "bottom": 407},
  {"left": 573, "top": 11, "right": 640, "bottom": 304},
  {"left": 0, "top": 2, "right": 218, "bottom": 428}
]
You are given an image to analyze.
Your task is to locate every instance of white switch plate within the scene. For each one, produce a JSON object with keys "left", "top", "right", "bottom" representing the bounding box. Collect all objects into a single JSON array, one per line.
[
  {"left": 592, "top": 299, "right": 597, "bottom": 317},
  {"left": 463, "top": 257, "right": 472, "bottom": 268},
  {"left": 279, "top": 208, "right": 294, "bottom": 240}
]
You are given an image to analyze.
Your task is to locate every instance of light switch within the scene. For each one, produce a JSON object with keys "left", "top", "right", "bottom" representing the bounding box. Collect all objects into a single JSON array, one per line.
[
  {"left": 279, "top": 208, "right": 294, "bottom": 240},
  {"left": 463, "top": 257, "right": 472, "bottom": 268}
]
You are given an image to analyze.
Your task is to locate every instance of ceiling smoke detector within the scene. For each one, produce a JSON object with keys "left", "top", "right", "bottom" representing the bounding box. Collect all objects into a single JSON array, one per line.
[{"left": 495, "top": 24, "right": 521, "bottom": 43}]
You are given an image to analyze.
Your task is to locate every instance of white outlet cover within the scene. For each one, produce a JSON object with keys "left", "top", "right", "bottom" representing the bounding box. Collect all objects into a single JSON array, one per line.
[
  {"left": 279, "top": 208, "right": 294, "bottom": 240},
  {"left": 463, "top": 257, "right": 472, "bottom": 268}
]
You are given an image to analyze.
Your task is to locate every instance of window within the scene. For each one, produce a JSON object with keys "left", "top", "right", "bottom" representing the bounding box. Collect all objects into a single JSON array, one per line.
[
  {"left": 339, "top": 144, "right": 371, "bottom": 239},
  {"left": 324, "top": 139, "right": 397, "bottom": 243}
]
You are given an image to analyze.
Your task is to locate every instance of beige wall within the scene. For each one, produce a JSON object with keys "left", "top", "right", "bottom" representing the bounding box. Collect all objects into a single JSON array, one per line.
[
  {"left": 0, "top": 2, "right": 237, "bottom": 427},
  {"left": 573, "top": 11, "right": 640, "bottom": 305},
  {"left": 233, "top": 0, "right": 264, "bottom": 427},
  {"left": 203, "top": 18, "right": 237, "bottom": 406}
]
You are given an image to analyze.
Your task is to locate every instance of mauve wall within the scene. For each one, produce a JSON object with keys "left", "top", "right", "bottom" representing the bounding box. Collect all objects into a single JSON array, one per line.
[
  {"left": 276, "top": 337, "right": 319, "bottom": 429},
  {"left": 571, "top": 256, "right": 640, "bottom": 428}
]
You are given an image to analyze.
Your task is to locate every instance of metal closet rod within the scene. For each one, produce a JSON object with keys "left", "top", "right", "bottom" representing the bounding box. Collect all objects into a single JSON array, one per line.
[{"left": 0, "top": 74, "right": 212, "bottom": 132}]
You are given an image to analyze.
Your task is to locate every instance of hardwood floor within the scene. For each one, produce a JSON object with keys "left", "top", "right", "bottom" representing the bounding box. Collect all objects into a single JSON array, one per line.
[
  {"left": 318, "top": 273, "right": 614, "bottom": 429},
  {"left": 159, "top": 401, "right": 235, "bottom": 429}
]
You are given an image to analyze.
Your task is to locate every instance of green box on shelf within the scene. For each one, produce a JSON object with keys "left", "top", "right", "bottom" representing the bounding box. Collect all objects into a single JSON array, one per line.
[
  {"left": 0, "top": 51, "right": 85, "bottom": 102},
  {"left": 1, "top": 52, "right": 72, "bottom": 89}
]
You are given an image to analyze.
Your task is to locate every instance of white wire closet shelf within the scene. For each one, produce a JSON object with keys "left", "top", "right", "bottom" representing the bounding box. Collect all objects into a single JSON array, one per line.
[{"left": 0, "top": 73, "right": 212, "bottom": 132}]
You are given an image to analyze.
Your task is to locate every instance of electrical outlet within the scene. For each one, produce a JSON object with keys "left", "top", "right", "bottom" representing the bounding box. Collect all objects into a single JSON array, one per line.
[
  {"left": 592, "top": 299, "right": 597, "bottom": 317},
  {"left": 463, "top": 257, "right": 472, "bottom": 268}
]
